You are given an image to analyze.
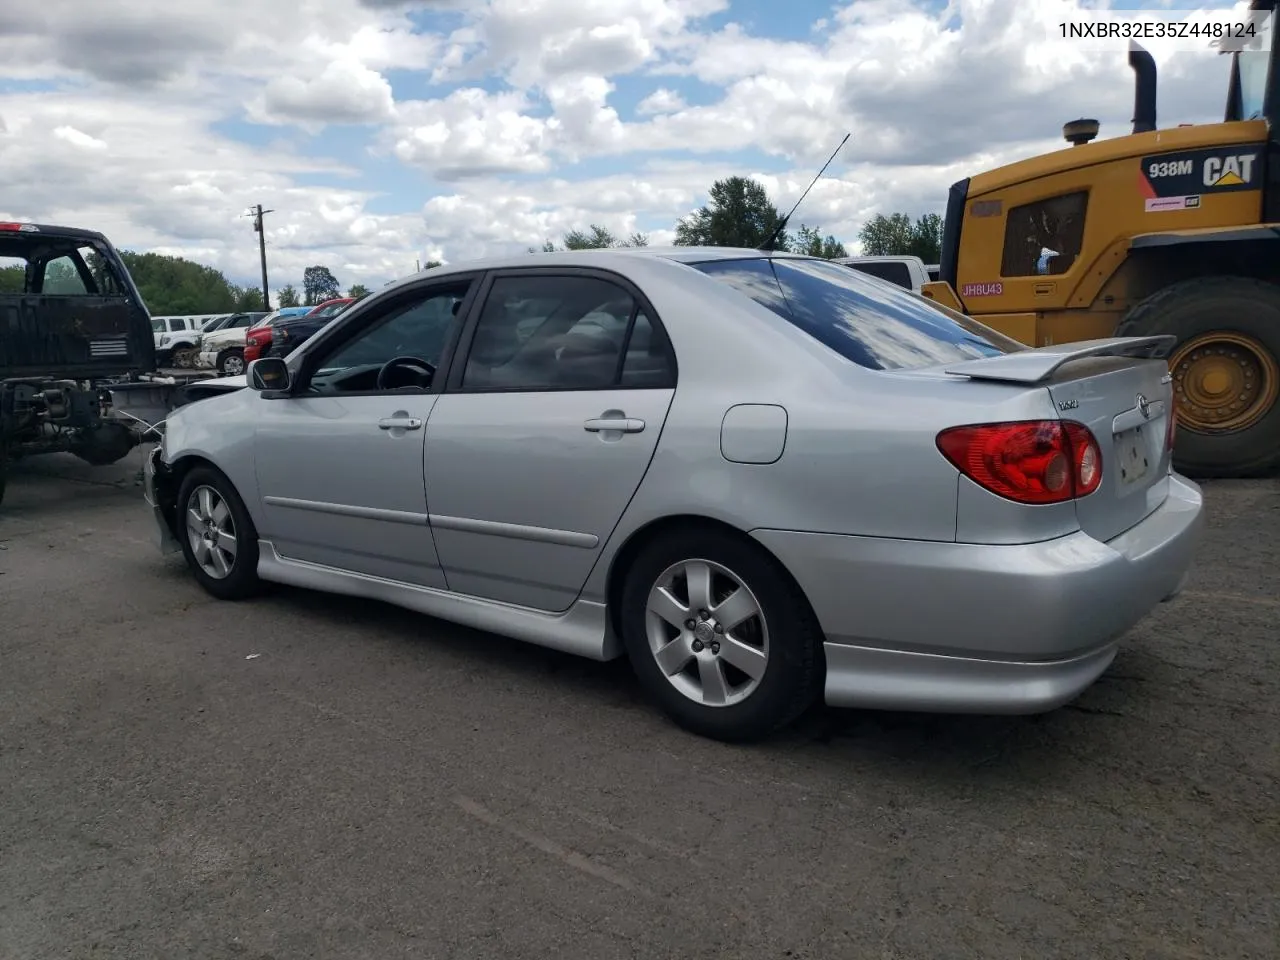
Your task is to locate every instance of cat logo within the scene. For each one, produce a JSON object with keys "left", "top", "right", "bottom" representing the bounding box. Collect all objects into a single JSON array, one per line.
[{"left": 1203, "top": 154, "right": 1256, "bottom": 188}]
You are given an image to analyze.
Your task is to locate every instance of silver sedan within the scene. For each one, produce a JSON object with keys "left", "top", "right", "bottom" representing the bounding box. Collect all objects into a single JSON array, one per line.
[{"left": 143, "top": 247, "right": 1205, "bottom": 742}]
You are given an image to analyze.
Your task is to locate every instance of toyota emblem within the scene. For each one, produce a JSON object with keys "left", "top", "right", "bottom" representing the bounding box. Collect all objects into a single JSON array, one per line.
[{"left": 1137, "top": 393, "right": 1151, "bottom": 420}]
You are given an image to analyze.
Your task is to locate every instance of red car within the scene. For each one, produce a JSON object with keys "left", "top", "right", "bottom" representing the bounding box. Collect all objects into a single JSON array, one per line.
[
  {"left": 244, "top": 300, "right": 353, "bottom": 363},
  {"left": 307, "top": 297, "right": 356, "bottom": 317},
  {"left": 243, "top": 323, "right": 272, "bottom": 364}
]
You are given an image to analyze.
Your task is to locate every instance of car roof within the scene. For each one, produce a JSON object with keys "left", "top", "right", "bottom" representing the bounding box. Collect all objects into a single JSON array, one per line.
[{"left": 379, "top": 246, "right": 814, "bottom": 296}]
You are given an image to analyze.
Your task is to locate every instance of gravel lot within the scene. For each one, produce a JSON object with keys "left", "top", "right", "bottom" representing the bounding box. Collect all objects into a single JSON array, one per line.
[{"left": 1, "top": 449, "right": 1277, "bottom": 960}]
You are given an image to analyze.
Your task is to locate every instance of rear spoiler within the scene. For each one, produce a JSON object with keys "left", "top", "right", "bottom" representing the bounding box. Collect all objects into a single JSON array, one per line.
[{"left": 943, "top": 335, "right": 1176, "bottom": 384}]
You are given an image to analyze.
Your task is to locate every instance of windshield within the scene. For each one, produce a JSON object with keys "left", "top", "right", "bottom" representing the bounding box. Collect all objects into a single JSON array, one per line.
[
  {"left": 1237, "top": 9, "right": 1273, "bottom": 119},
  {"left": 689, "top": 256, "right": 1016, "bottom": 371}
]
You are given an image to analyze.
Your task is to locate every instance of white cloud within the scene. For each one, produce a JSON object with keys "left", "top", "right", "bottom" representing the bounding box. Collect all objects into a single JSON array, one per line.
[
  {"left": 0, "top": 92, "right": 424, "bottom": 292},
  {"left": 636, "top": 88, "right": 687, "bottom": 116},
  {"left": 0, "top": 0, "right": 1254, "bottom": 295},
  {"left": 250, "top": 59, "right": 396, "bottom": 129},
  {"left": 387, "top": 88, "right": 555, "bottom": 178}
]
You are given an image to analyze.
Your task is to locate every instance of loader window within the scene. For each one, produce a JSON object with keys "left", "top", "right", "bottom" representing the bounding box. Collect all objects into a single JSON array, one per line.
[{"left": 1000, "top": 191, "right": 1088, "bottom": 277}]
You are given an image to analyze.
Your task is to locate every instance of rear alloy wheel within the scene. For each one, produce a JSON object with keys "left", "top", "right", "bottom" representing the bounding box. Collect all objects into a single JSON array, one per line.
[
  {"left": 620, "top": 528, "right": 822, "bottom": 742},
  {"left": 217, "top": 348, "right": 245, "bottom": 377},
  {"left": 176, "top": 466, "right": 262, "bottom": 600}
]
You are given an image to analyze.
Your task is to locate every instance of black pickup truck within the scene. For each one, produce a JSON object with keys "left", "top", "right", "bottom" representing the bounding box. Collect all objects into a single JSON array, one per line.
[{"left": 0, "top": 221, "right": 203, "bottom": 505}]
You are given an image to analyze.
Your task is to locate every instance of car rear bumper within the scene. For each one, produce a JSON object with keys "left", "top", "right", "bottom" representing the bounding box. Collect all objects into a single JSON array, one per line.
[{"left": 751, "top": 472, "right": 1205, "bottom": 714}]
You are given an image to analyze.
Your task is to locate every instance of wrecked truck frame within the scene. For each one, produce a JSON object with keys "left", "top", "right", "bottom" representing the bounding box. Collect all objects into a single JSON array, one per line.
[{"left": 0, "top": 220, "right": 217, "bottom": 506}]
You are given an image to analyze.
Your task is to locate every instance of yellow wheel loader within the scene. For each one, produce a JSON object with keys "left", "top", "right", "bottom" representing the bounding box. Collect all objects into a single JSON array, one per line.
[{"left": 921, "top": 0, "right": 1280, "bottom": 478}]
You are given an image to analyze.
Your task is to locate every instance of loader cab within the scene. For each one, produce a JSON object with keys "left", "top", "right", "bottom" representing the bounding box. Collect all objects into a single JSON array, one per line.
[
  {"left": 1224, "top": 2, "right": 1279, "bottom": 217},
  {"left": 920, "top": 1, "right": 1280, "bottom": 479}
]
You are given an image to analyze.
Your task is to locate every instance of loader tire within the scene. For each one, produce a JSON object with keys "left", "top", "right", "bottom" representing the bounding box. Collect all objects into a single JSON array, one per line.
[{"left": 1117, "top": 276, "right": 1280, "bottom": 479}]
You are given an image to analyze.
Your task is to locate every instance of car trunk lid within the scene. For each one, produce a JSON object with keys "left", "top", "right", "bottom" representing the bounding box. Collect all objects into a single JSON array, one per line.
[{"left": 944, "top": 335, "right": 1177, "bottom": 542}]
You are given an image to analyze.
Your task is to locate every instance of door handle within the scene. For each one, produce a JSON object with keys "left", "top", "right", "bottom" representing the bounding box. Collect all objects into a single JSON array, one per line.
[
  {"left": 584, "top": 417, "right": 645, "bottom": 433},
  {"left": 379, "top": 417, "right": 423, "bottom": 430}
]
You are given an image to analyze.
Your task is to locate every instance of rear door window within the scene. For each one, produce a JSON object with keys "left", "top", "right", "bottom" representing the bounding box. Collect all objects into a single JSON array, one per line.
[
  {"left": 690, "top": 256, "right": 1016, "bottom": 371},
  {"left": 40, "top": 244, "right": 124, "bottom": 297},
  {"left": 42, "top": 255, "right": 89, "bottom": 294}
]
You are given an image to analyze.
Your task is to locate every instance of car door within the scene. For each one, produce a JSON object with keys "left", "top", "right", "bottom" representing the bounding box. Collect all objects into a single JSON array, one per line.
[
  {"left": 253, "top": 275, "right": 479, "bottom": 587},
  {"left": 424, "top": 268, "right": 678, "bottom": 612}
]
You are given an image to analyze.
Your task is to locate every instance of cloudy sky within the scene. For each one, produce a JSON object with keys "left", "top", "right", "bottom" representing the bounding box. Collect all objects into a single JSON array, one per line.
[{"left": 0, "top": 0, "right": 1257, "bottom": 297}]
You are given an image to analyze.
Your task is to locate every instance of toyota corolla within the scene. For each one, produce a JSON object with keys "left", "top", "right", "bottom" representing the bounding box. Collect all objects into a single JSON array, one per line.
[{"left": 143, "top": 247, "right": 1204, "bottom": 742}]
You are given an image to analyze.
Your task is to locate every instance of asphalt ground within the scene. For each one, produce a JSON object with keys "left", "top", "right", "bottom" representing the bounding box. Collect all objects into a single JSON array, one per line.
[{"left": 1, "top": 449, "right": 1277, "bottom": 960}]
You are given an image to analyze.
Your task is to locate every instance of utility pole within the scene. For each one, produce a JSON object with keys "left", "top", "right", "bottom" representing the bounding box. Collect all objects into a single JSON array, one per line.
[{"left": 251, "top": 204, "right": 274, "bottom": 308}]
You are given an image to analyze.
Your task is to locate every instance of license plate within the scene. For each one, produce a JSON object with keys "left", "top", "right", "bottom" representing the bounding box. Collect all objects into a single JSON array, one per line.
[{"left": 1116, "top": 425, "right": 1150, "bottom": 486}]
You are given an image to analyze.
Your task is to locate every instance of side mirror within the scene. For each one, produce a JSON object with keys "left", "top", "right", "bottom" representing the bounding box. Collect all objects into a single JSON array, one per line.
[{"left": 247, "top": 357, "right": 292, "bottom": 398}]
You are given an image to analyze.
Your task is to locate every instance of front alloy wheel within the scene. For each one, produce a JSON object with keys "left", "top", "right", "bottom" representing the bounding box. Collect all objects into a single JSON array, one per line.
[
  {"left": 185, "top": 484, "right": 238, "bottom": 579},
  {"left": 219, "top": 349, "right": 245, "bottom": 376},
  {"left": 174, "top": 465, "right": 262, "bottom": 600}
]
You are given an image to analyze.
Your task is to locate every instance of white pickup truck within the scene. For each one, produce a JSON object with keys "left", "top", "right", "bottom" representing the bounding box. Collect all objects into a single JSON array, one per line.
[
  {"left": 151, "top": 315, "right": 218, "bottom": 367},
  {"left": 832, "top": 256, "right": 935, "bottom": 292}
]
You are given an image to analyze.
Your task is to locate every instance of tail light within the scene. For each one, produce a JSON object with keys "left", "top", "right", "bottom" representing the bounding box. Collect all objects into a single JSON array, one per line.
[
  {"left": 1165, "top": 393, "right": 1177, "bottom": 451},
  {"left": 936, "top": 420, "right": 1103, "bottom": 505}
]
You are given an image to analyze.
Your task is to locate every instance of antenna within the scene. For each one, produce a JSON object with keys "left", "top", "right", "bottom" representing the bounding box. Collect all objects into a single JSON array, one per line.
[{"left": 758, "top": 132, "right": 850, "bottom": 251}]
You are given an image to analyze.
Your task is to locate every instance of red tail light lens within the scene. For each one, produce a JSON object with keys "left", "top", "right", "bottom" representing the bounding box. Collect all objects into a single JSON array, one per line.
[{"left": 937, "top": 420, "right": 1103, "bottom": 504}]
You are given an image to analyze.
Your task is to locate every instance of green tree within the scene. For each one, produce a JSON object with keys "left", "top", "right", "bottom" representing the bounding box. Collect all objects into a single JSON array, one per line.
[
  {"left": 302, "top": 265, "right": 340, "bottom": 305},
  {"left": 231, "top": 285, "right": 264, "bottom": 311},
  {"left": 674, "top": 176, "right": 788, "bottom": 250},
  {"left": 276, "top": 284, "right": 301, "bottom": 308},
  {"left": 909, "top": 213, "right": 944, "bottom": 263},
  {"left": 531, "top": 224, "right": 649, "bottom": 253},
  {"left": 0, "top": 264, "right": 23, "bottom": 293},
  {"left": 117, "top": 251, "right": 242, "bottom": 314},
  {"left": 422, "top": 260, "right": 442, "bottom": 270},
  {"left": 793, "top": 224, "right": 848, "bottom": 259},
  {"left": 857, "top": 212, "right": 944, "bottom": 263},
  {"left": 347, "top": 283, "right": 371, "bottom": 298}
]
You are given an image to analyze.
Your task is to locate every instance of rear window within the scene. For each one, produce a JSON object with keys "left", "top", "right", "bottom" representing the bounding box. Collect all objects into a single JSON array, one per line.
[
  {"left": 843, "top": 260, "right": 912, "bottom": 289},
  {"left": 689, "top": 256, "right": 1017, "bottom": 371}
]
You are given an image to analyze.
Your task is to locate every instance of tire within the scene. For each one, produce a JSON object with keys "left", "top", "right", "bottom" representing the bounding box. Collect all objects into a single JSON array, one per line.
[
  {"left": 175, "top": 465, "right": 262, "bottom": 600},
  {"left": 1117, "top": 276, "right": 1280, "bottom": 478},
  {"left": 217, "top": 347, "right": 245, "bottom": 377},
  {"left": 169, "top": 344, "right": 196, "bottom": 368},
  {"left": 618, "top": 527, "right": 824, "bottom": 743}
]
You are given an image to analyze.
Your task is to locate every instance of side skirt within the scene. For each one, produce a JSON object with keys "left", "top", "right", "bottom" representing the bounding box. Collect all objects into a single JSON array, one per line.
[{"left": 257, "top": 540, "right": 622, "bottom": 661}]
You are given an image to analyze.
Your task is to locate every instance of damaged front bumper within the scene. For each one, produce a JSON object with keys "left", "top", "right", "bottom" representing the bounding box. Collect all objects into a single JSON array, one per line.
[{"left": 143, "top": 445, "right": 182, "bottom": 555}]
